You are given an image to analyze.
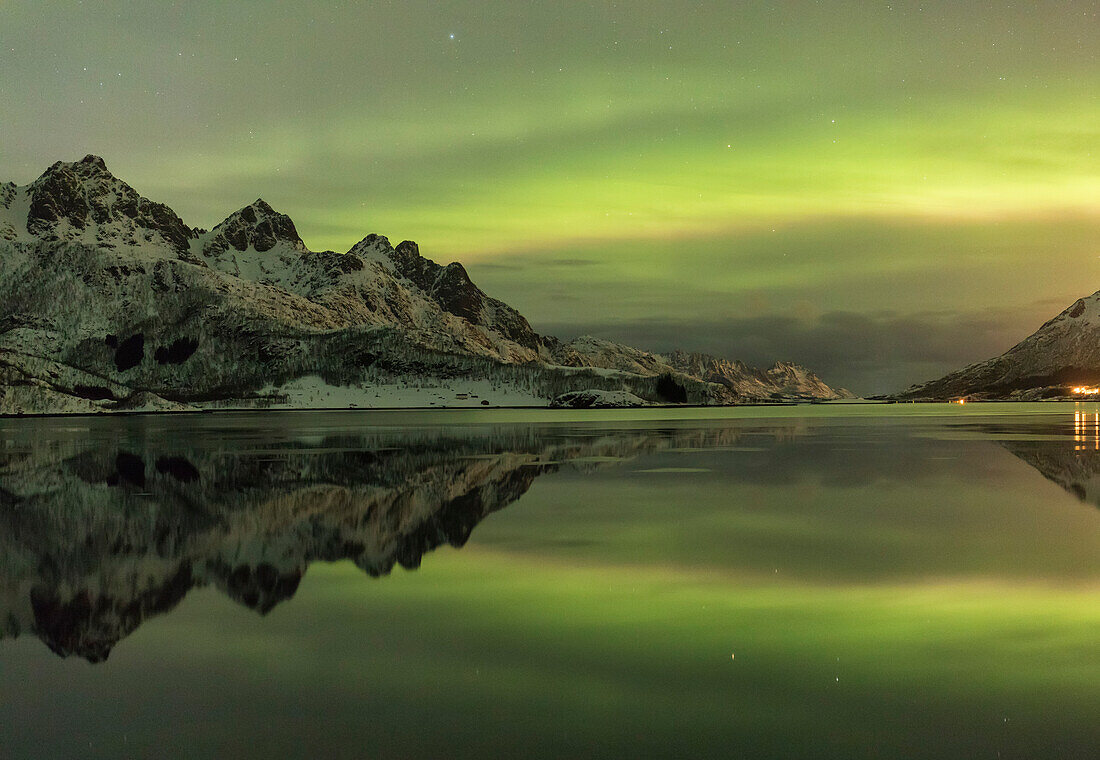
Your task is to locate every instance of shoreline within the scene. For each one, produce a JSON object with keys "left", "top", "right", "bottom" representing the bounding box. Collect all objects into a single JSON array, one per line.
[{"left": 6, "top": 396, "right": 1100, "bottom": 422}]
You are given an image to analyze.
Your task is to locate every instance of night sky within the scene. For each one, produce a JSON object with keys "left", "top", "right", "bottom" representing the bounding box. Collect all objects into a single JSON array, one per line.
[{"left": 2, "top": 2, "right": 1097, "bottom": 393}]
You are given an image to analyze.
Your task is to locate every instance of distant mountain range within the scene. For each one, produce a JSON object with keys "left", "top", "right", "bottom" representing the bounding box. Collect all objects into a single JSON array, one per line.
[
  {"left": 900, "top": 291, "right": 1100, "bottom": 400},
  {"left": 0, "top": 155, "right": 849, "bottom": 414}
]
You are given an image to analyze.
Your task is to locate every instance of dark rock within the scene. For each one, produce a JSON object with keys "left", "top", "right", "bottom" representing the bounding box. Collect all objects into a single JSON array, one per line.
[
  {"left": 113, "top": 333, "right": 144, "bottom": 372},
  {"left": 0, "top": 181, "right": 16, "bottom": 209},
  {"left": 154, "top": 337, "right": 199, "bottom": 365},
  {"left": 431, "top": 262, "right": 482, "bottom": 321},
  {"left": 115, "top": 452, "right": 146, "bottom": 488},
  {"left": 72, "top": 385, "right": 115, "bottom": 401},
  {"left": 220, "top": 563, "right": 303, "bottom": 615},
  {"left": 387, "top": 239, "right": 541, "bottom": 349},
  {"left": 337, "top": 253, "right": 364, "bottom": 273},
  {"left": 27, "top": 162, "right": 90, "bottom": 235},
  {"left": 29, "top": 564, "right": 192, "bottom": 662},
  {"left": 656, "top": 373, "right": 688, "bottom": 403},
  {"left": 155, "top": 456, "right": 200, "bottom": 483}
]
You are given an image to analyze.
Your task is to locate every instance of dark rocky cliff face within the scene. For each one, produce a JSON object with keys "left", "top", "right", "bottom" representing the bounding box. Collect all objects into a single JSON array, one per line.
[
  {"left": 391, "top": 239, "right": 483, "bottom": 320},
  {"left": 202, "top": 198, "right": 307, "bottom": 256},
  {"left": 26, "top": 155, "right": 194, "bottom": 254},
  {"left": 389, "top": 239, "right": 542, "bottom": 350}
]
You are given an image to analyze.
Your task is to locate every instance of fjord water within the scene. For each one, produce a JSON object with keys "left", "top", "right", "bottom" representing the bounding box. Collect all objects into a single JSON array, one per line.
[{"left": 0, "top": 405, "right": 1097, "bottom": 759}]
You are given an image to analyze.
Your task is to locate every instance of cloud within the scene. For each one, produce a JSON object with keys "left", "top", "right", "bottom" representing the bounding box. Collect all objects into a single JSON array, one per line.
[{"left": 537, "top": 306, "right": 1053, "bottom": 396}]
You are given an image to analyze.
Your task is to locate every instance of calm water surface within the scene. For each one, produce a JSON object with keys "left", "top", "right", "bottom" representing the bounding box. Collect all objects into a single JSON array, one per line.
[{"left": 0, "top": 404, "right": 1097, "bottom": 759}]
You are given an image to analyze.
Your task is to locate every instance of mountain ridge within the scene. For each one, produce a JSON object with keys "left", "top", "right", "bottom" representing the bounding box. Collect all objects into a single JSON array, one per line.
[{"left": 0, "top": 155, "right": 850, "bottom": 414}]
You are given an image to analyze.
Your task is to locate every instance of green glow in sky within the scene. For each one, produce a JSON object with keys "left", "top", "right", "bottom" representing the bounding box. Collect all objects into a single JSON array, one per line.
[{"left": 2, "top": 1, "right": 1097, "bottom": 392}]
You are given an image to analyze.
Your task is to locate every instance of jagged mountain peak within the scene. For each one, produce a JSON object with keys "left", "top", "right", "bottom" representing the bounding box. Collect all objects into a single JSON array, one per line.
[
  {"left": 37, "top": 153, "right": 113, "bottom": 180},
  {"left": 81, "top": 153, "right": 108, "bottom": 168},
  {"left": 394, "top": 238, "right": 420, "bottom": 258},
  {"left": 1035, "top": 290, "right": 1100, "bottom": 332},
  {"left": 16, "top": 154, "right": 194, "bottom": 254},
  {"left": 390, "top": 239, "right": 470, "bottom": 276},
  {"left": 768, "top": 360, "right": 805, "bottom": 375},
  {"left": 219, "top": 197, "right": 294, "bottom": 226},
  {"left": 346, "top": 232, "right": 394, "bottom": 260},
  {"left": 202, "top": 197, "right": 306, "bottom": 256},
  {"left": 387, "top": 240, "right": 479, "bottom": 319}
]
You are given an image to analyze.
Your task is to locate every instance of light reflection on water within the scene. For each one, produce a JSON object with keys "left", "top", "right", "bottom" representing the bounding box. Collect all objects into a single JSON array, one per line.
[{"left": 0, "top": 404, "right": 1097, "bottom": 759}]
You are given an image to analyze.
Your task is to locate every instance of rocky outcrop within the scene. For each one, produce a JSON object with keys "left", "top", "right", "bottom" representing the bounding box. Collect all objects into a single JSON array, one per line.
[
  {"left": 388, "top": 239, "right": 542, "bottom": 350},
  {"left": 202, "top": 199, "right": 307, "bottom": 256},
  {"left": 550, "top": 389, "right": 648, "bottom": 408}
]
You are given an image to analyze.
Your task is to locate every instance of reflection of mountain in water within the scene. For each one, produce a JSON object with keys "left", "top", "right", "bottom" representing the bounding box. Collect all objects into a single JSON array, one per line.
[
  {"left": 0, "top": 424, "right": 746, "bottom": 662},
  {"left": 1002, "top": 443, "right": 1100, "bottom": 509}
]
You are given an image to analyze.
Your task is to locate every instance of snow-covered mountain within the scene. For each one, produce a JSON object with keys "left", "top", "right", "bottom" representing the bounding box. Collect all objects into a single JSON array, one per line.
[
  {"left": 900, "top": 291, "right": 1100, "bottom": 399},
  {"left": 0, "top": 156, "right": 849, "bottom": 414},
  {"left": 666, "top": 351, "right": 847, "bottom": 400}
]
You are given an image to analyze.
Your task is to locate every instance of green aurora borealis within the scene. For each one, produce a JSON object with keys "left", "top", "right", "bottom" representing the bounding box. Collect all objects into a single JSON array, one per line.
[{"left": 2, "top": 1, "right": 1097, "bottom": 392}]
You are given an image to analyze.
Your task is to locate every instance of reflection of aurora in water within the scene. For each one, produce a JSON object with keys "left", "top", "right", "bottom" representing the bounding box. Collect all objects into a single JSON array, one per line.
[
  {"left": 0, "top": 408, "right": 1097, "bottom": 760},
  {"left": 0, "top": 420, "right": 760, "bottom": 661},
  {"left": 1, "top": 409, "right": 1098, "bottom": 663}
]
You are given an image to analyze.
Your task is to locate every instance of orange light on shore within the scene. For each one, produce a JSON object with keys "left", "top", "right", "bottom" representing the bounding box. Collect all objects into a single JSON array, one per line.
[{"left": 1072, "top": 386, "right": 1100, "bottom": 395}]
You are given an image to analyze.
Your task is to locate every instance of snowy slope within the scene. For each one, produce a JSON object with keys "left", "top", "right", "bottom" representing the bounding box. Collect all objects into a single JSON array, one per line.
[{"left": 901, "top": 291, "right": 1100, "bottom": 399}]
